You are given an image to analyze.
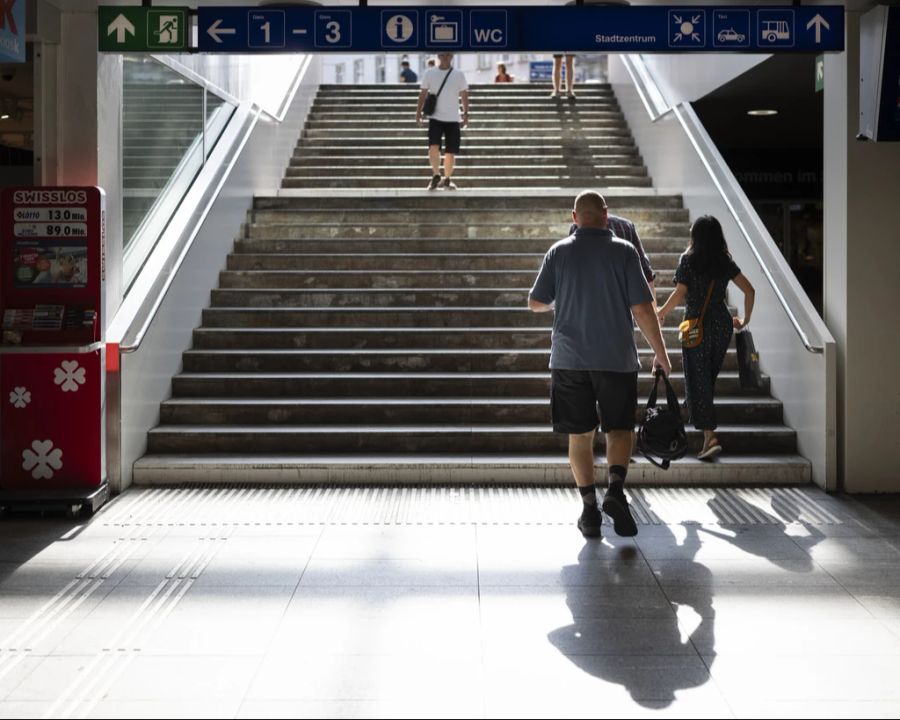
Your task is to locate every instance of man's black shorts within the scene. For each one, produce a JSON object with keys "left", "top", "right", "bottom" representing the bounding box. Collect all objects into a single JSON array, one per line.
[
  {"left": 551, "top": 369, "right": 638, "bottom": 434},
  {"left": 427, "top": 119, "right": 461, "bottom": 154}
]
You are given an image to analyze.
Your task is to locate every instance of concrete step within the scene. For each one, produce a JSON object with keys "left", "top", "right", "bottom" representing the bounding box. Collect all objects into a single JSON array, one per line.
[
  {"left": 292, "top": 146, "right": 641, "bottom": 158},
  {"left": 146, "top": 423, "right": 794, "bottom": 454},
  {"left": 297, "top": 136, "right": 637, "bottom": 148},
  {"left": 170, "top": 372, "right": 769, "bottom": 399},
  {"left": 315, "top": 85, "right": 613, "bottom": 94},
  {"left": 200, "top": 306, "right": 554, "bottom": 328},
  {"left": 283, "top": 164, "right": 649, "bottom": 178},
  {"left": 280, "top": 176, "right": 655, "bottom": 189},
  {"left": 249, "top": 206, "right": 688, "bottom": 224},
  {"left": 242, "top": 222, "right": 686, "bottom": 240},
  {"left": 305, "top": 119, "right": 631, "bottom": 129},
  {"left": 191, "top": 326, "right": 687, "bottom": 350},
  {"left": 132, "top": 453, "right": 811, "bottom": 486},
  {"left": 309, "top": 107, "right": 625, "bottom": 118},
  {"left": 160, "top": 394, "right": 781, "bottom": 426},
  {"left": 224, "top": 254, "right": 679, "bottom": 274},
  {"left": 244, "top": 219, "right": 690, "bottom": 239},
  {"left": 199, "top": 305, "right": 698, "bottom": 329},
  {"left": 302, "top": 127, "right": 633, "bottom": 138},
  {"left": 211, "top": 284, "right": 680, "bottom": 309},
  {"left": 216, "top": 269, "right": 679, "bottom": 289},
  {"left": 232, "top": 238, "right": 689, "bottom": 255},
  {"left": 180, "top": 348, "right": 735, "bottom": 373},
  {"left": 208, "top": 286, "right": 690, "bottom": 309},
  {"left": 289, "top": 155, "right": 643, "bottom": 167},
  {"left": 218, "top": 270, "right": 556, "bottom": 289},
  {"left": 254, "top": 194, "right": 683, "bottom": 211},
  {"left": 311, "top": 102, "right": 621, "bottom": 113}
]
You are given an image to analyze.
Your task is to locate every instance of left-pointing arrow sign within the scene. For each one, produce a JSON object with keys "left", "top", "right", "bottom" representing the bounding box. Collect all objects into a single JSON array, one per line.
[
  {"left": 107, "top": 14, "right": 136, "bottom": 43},
  {"left": 207, "top": 18, "right": 237, "bottom": 44}
]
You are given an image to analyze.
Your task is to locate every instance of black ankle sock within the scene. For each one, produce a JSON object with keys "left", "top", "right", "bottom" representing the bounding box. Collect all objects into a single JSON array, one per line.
[
  {"left": 578, "top": 485, "right": 597, "bottom": 505},
  {"left": 609, "top": 465, "right": 627, "bottom": 491}
]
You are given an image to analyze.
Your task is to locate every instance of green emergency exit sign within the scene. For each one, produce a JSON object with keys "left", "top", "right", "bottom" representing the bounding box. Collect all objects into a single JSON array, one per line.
[
  {"left": 98, "top": 6, "right": 189, "bottom": 52},
  {"left": 815, "top": 54, "right": 825, "bottom": 92}
]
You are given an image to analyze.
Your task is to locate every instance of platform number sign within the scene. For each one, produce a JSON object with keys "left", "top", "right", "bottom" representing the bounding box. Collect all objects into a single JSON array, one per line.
[
  {"left": 249, "top": 10, "right": 285, "bottom": 49},
  {"left": 315, "top": 10, "right": 351, "bottom": 49}
]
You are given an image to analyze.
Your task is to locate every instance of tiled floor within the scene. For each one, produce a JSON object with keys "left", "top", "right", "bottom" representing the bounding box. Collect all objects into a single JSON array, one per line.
[{"left": 2, "top": 487, "right": 900, "bottom": 719}]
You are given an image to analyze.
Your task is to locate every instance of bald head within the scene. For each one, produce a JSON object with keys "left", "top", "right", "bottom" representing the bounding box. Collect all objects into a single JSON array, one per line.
[{"left": 572, "top": 191, "right": 609, "bottom": 229}]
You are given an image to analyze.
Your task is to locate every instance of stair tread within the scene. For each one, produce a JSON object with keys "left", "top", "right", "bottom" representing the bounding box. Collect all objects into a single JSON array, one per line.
[
  {"left": 135, "top": 453, "right": 810, "bottom": 466},
  {"left": 181, "top": 348, "right": 727, "bottom": 356},
  {"left": 150, "top": 423, "right": 793, "bottom": 434},
  {"left": 174, "top": 371, "right": 749, "bottom": 379},
  {"left": 161, "top": 395, "right": 774, "bottom": 406}
]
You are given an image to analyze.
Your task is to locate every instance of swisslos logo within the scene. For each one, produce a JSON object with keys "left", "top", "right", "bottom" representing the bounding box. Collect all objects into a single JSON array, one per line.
[
  {"left": 13, "top": 190, "right": 88, "bottom": 205},
  {"left": 0, "top": 1, "right": 18, "bottom": 36}
]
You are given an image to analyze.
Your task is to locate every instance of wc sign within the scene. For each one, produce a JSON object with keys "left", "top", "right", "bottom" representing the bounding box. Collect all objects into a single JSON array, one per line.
[{"left": 470, "top": 10, "right": 507, "bottom": 48}]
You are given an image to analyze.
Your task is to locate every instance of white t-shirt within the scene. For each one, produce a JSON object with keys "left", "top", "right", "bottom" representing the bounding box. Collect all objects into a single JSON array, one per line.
[{"left": 421, "top": 67, "right": 468, "bottom": 123}]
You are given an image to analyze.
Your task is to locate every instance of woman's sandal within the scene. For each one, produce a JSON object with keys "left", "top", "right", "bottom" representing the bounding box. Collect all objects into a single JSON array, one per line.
[{"left": 698, "top": 437, "right": 722, "bottom": 460}]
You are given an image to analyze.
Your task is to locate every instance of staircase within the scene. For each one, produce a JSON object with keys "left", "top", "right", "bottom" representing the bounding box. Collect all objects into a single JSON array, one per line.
[{"left": 133, "top": 83, "right": 810, "bottom": 485}]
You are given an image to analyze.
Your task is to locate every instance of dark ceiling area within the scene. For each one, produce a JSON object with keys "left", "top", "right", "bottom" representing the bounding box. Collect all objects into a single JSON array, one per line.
[
  {"left": 693, "top": 54, "right": 824, "bottom": 201},
  {"left": 693, "top": 54, "right": 823, "bottom": 150}
]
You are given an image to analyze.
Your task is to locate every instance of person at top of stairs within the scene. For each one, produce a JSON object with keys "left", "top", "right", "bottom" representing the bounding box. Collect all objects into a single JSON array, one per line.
[
  {"left": 416, "top": 53, "right": 469, "bottom": 191},
  {"left": 529, "top": 191, "right": 672, "bottom": 539}
]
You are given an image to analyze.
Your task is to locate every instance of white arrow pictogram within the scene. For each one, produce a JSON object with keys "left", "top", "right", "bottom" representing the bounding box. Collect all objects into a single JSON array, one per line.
[
  {"left": 806, "top": 14, "right": 831, "bottom": 44},
  {"left": 207, "top": 18, "right": 237, "bottom": 44},
  {"left": 107, "top": 14, "right": 135, "bottom": 44}
]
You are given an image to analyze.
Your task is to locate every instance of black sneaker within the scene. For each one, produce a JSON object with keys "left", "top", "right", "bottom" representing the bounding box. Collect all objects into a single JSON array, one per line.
[
  {"left": 602, "top": 487, "right": 638, "bottom": 537},
  {"left": 577, "top": 502, "right": 603, "bottom": 539},
  {"left": 427, "top": 174, "right": 441, "bottom": 191},
  {"left": 440, "top": 177, "right": 457, "bottom": 190}
]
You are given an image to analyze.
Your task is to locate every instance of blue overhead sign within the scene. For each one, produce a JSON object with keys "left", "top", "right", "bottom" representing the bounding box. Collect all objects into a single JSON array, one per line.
[
  {"left": 0, "top": 0, "right": 25, "bottom": 63},
  {"left": 197, "top": 5, "right": 844, "bottom": 54}
]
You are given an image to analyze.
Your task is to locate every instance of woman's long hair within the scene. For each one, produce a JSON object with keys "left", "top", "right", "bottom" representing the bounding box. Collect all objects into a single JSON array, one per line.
[{"left": 687, "top": 215, "right": 732, "bottom": 277}]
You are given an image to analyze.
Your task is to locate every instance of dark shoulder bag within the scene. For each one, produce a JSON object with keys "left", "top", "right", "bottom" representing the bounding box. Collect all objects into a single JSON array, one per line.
[
  {"left": 637, "top": 370, "right": 688, "bottom": 470},
  {"left": 423, "top": 68, "right": 453, "bottom": 117}
]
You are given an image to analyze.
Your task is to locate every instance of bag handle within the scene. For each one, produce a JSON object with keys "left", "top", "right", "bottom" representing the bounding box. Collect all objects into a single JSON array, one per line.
[{"left": 647, "top": 369, "right": 680, "bottom": 415}]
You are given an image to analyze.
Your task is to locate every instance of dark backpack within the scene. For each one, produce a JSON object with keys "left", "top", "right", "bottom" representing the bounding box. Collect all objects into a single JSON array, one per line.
[{"left": 637, "top": 370, "right": 688, "bottom": 470}]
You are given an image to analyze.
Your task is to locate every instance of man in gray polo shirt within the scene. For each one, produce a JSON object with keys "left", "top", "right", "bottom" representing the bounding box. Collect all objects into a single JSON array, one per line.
[{"left": 529, "top": 191, "right": 671, "bottom": 538}]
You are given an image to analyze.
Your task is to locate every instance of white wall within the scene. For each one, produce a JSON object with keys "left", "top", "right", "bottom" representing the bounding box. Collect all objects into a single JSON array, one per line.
[
  {"left": 169, "top": 54, "right": 307, "bottom": 117},
  {"left": 824, "top": 11, "right": 900, "bottom": 492},
  {"left": 639, "top": 53, "right": 769, "bottom": 107}
]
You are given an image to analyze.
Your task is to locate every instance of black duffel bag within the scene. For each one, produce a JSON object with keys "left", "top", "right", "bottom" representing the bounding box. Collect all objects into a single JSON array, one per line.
[{"left": 637, "top": 369, "right": 688, "bottom": 470}]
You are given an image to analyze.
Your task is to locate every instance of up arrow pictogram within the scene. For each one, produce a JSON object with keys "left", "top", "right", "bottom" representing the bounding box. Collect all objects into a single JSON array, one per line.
[
  {"left": 107, "top": 14, "right": 135, "bottom": 44},
  {"left": 806, "top": 14, "right": 831, "bottom": 44}
]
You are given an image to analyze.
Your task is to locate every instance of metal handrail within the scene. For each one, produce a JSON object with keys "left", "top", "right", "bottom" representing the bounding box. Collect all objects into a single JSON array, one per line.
[
  {"left": 115, "top": 54, "right": 314, "bottom": 354},
  {"left": 118, "top": 106, "right": 260, "bottom": 354},
  {"left": 621, "top": 54, "right": 825, "bottom": 354}
]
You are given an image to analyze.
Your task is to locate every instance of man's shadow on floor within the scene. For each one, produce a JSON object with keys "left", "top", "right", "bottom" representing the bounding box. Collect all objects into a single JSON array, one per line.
[{"left": 547, "top": 524, "right": 715, "bottom": 708}]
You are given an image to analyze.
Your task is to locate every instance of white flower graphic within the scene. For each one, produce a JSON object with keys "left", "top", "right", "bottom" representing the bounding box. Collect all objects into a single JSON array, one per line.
[
  {"left": 9, "top": 387, "right": 31, "bottom": 408},
  {"left": 22, "top": 440, "right": 64, "bottom": 480},
  {"left": 54, "top": 360, "right": 86, "bottom": 393}
]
